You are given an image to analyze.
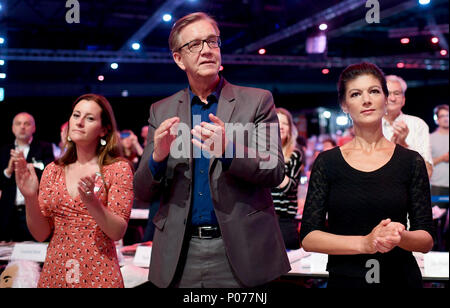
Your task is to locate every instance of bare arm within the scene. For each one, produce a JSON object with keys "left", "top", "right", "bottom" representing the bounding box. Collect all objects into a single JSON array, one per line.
[
  {"left": 302, "top": 219, "right": 403, "bottom": 255},
  {"left": 398, "top": 230, "right": 433, "bottom": 253},
  {"left": 24, "top": 194, "right": 52, "bottom": 242},
  {"left": 15, "top": 159, "right": 52, "bottom": 242}
]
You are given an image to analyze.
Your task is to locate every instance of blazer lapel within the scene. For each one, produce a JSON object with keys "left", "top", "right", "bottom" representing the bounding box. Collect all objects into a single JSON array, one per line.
[
  {"left": 209, "top": 80, "right": 236, "bottom": 174},
  {"left": 177, "top": 88, "right": 193, "bottom": 181}
]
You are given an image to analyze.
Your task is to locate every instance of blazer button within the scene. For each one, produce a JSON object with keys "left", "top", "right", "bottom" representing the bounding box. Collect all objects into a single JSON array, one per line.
[{"left": 183, "top": 219, "right": 186, "bottom": 225}]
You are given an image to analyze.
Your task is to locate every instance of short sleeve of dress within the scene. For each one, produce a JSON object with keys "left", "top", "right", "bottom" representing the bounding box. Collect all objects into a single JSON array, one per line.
[
  {"left": 408, "top": 152, "right": 435, "bottom": 239},
  {"left": 38, "top": 162, "right": 57, "bottom": 218},
  {"left": 299, "top": 152, "right": 330, "bottom": 243},
  {"left": 105, "top": 160, "right": 134, "bottom": 222}
]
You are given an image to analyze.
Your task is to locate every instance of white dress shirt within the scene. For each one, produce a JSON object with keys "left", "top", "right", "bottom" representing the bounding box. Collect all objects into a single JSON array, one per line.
[
  {"left": 3, "top": 140, "right": 31, "bottom": 206},
  {"left": 382, "top": 112, "right": 433, "bottom": 166}
]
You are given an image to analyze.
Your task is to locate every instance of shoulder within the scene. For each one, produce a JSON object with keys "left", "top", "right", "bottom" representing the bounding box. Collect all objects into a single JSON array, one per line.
[
  {"left": 224, "top": 82, "right": 273, "bottom": 99},
  {"left": 395, "top": 144, "right": 425, "bottom": 165},
  {"left": 0, "top": 143, "right": 13, "bottom": 155},
  {"left": 401, "top": 113, "right": 429, "bottom": 129},
  {"left": 314, "top": 147, "right": 340, "bottom": 167},
  {"left": 42, "top": 161, "right": 62, "bottom": 177},
  {"left": 151, "top": 89, "right": 187, "bottom": 110},
  {"left": 103, "top": 159, "right": 134, "bottom": 175},
  {"left": 31, "top": 139, "right": 52, "bottom": 149},
  {"left": 290, "top": 148, "right": 302, "bottom": 161}
]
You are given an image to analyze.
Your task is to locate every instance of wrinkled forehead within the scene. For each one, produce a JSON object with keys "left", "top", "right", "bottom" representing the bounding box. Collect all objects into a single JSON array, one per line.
[{"left": 179, "top": 19, "right": 220, "bottom": 42}]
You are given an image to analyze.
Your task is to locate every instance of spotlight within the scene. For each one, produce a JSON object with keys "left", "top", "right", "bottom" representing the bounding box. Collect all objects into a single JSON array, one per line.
[
  {"left": 0, "top": 73, "right": 6, "bottom": 79},
  {"left": 440, "top": 49, "right": 448, "bottom": 56},
  {"left": 397, "top": 62, "right": 405, "bottom": 69},
  {"left": 0, "top": 60, "right": 4, "bottom": 65},
  {"left": 400, "top": 37, "right": 410, "bottom": 44},
  {"left": 98, "top": 75, "right": 104, "bottom": 81},
  {"left": 322, "top": 110, "right": 331, "bottom": 119},
  {"left": 258, "top": 48, "right": 266, "bottom": 55},
  {"left": 319, "top": 23, "right": 328, "bottom": 31},
  {"left": 336, "top": 115, "right": 349, "bottom": 126},
  {"left": 322, "top": 68, "right": 330, "bottom": 75},
  {"left": 131, "top": 42, "right": 141, "bottom": 50},
  {"left": 431, "top": 37, "right": 439, "bottom": 44},
  {"left": 418, "top": 0, "right": 431, "bottom": 5},
  {"left": 0, "top": 37, "right": 4, "bottom": 44},
  {"left": 163, "top": 14, "right": 172, "bottom": 22},
  {"left": 110, "top": 63, "right": 119, "bottom": 70}
]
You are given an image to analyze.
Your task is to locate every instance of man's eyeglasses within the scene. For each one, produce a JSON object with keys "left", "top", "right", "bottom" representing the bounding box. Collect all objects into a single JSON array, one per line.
[{"left": 176, "top": 36, "right": 221, "bottom": 53}]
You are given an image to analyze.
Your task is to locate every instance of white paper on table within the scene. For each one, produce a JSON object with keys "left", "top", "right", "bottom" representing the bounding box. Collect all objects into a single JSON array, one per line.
[
  {"left": 120, "top": 264, "right": 149, "bottom": 288},
  {"left": 133, "top": 245, "right": 152, "bottom": 268},
  {"left": 10, "top": 243, "right": 48, "bottom": 262},
  {"left": 424, "top": 252, "right": 449, "bottom": 278},
  {"left": 301, "top": 253, "right": 328, "bottom": 274},
  {"left": 129, "top": 209, "right": 150, "bottom": 220},
  {"left": 287, "top": 248, "right": 311, "bottom": 264}
]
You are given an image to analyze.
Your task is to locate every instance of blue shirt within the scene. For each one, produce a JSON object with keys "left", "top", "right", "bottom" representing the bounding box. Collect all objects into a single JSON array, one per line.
[{"left": 149, "top": 77, "right": 233, "bottom": 226}]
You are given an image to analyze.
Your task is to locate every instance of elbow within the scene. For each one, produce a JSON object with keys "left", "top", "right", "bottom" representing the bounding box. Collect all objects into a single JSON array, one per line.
[
  {"left": 32, "top": 231, "right": 51, "bottom": 243},
  {"left": 302, "top": 241, "right": 313, "bottom": 252},
  {"left": 300, "top": 235, "right": 313, "bottom": 252},
  {"left": 110, "top": 222, "right": 128, "bottom": 242},
  {"left": 421, "top": 238, "right": 434, "bottom": 254}
]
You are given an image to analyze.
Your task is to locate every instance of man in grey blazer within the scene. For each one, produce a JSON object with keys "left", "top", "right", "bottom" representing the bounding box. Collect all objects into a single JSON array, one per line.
[{"left": 134, "top": 12, "right": 290, "bottom": 288}]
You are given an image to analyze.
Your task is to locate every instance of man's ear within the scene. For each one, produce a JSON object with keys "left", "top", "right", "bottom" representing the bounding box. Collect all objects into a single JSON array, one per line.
[{"left": 172, "top": 52, "right": 186, "bottom": 71}]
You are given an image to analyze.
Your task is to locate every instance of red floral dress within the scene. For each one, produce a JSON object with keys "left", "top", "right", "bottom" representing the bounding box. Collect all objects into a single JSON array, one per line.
[{"left": 37, "top": 160, "right": 133, "bottom": 288}]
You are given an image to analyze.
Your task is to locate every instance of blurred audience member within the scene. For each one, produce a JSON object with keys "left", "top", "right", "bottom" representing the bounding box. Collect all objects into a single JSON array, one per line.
[
  {"left": 119, "top": 129, "right": 144, "bottom": 171},
  {"left": 322, "top": 138, "right": 337, "bottom": 151},
  {"left": 140, "top": 125, "right": 149, "bottom": 147},
  {"left": 430, "top": 104, "right": 449, "bottom": 251},
  {"left": 52, "top": 122, "right": 69, "bottom": 159},
  {"left": 272, "top": 108, "right": 303, "bottom": 250},
  {"left": 383, "top": 75, "right": 433, "bottom": 177},
  {"left": 0, "top": 112, "right": 54, "bottom": 242},
  {"left": 337, "top": 126, "right": 354, "bottom": 146}
]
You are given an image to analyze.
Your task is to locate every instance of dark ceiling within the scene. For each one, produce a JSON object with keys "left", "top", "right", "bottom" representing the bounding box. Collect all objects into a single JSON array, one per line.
[{"left": 0, "top": 0, "right": 449, "bottom": 98}]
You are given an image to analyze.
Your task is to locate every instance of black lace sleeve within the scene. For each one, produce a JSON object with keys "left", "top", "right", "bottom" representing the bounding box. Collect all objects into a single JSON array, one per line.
[
  {"left": 299, "top": 153, "right": 330, "bottom": 243},
  {"left": 408, "top": 152, "right": 435, "bottom": 240}
]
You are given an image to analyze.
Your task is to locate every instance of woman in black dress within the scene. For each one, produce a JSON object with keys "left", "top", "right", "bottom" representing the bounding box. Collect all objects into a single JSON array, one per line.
[{"left": 300, "top": 62, "right": 434, "bottom": 288}]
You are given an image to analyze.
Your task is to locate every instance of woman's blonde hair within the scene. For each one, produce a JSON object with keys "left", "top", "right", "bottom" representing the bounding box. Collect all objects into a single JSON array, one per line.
[{"left": 276, "top": 107, "right": 298, "bottom": 162}]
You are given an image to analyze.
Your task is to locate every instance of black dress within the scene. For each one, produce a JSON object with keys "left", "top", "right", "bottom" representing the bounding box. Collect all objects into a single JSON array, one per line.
[{"left": 299, "top": 145, "right": 435, "bottom": 288}]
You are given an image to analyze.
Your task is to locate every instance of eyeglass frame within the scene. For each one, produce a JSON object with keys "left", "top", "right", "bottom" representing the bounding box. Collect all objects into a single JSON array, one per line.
[
  {"left": 174, "top": 36, "right": 221, "bottom": 53},
  {"left": 388, "top": 90, "right": 404, "bottom": 98}
]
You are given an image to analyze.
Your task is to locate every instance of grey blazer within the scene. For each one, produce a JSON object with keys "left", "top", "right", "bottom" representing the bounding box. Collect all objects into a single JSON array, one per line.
[{"left": 134, "top": 80, "right": 291, "bottom": 287}]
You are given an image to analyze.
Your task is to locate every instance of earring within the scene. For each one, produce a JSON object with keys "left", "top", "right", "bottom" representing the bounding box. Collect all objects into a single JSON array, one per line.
[
  {"left": 67, "top": 136, "right": 72, "bottom": 142},
  {"left": 100, "top": 138, "right": 106, "bottom": 146}
]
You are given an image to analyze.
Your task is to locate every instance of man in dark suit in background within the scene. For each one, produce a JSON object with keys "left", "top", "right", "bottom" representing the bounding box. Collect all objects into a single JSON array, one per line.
[
  {"left": 134, "top": 12, "right": 290, "bottom": 288},
  {"left": 0, "top": 112, "right": 54, "bottom": 242}
]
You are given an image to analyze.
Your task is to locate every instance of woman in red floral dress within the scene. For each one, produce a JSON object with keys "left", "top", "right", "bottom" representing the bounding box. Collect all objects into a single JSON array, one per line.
[{"left": 14, "top": 94, "right": 134, "bottom": 288}]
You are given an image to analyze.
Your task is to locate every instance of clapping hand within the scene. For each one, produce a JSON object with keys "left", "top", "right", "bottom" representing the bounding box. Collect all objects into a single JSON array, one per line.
[
  {"left": 78, "top": 174, "right": 100, "bottom": 206},
  {"left": 391, "top": 121, "right": 409, "bottom": 147},
  {"left": 191, "top": 113, "right": 229, "bottom": 158},
  {"left": 14, "top": 156, "right": 39, "bottom": 198}
]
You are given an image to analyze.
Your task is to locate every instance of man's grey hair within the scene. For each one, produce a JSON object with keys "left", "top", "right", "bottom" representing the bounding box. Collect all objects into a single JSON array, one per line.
[{"left": 385, "top": 75, "right": 408, "bottom": 94}]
